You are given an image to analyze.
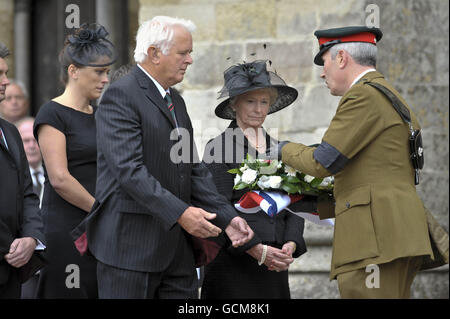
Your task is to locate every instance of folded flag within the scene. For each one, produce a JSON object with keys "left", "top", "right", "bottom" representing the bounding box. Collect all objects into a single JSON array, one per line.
[{"left": 235, "top": 190, "right": 334, "bottom": 227}]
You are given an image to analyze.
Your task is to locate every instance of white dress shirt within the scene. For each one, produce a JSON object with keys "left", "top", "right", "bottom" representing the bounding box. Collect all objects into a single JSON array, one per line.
[
  {"left": 30, "top": 164, "right": 45, "bottom": 205},
  {"left": 137, "top": 64, "right": 180, "bottom": 136},
  {"left": 350, "top": 68, "right": 377, "bottom": 88},
  {"left": 137, "top": 64, "right": 169, "bottom": 98}
]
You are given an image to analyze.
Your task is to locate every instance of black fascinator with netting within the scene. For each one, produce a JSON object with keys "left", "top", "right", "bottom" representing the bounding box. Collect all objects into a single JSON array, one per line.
[
  {"left": 215, "top": 60, "right": 298, "bottom": 119},
  {"left": 64, "top": 23, "right": 116, "bottom": 67}
]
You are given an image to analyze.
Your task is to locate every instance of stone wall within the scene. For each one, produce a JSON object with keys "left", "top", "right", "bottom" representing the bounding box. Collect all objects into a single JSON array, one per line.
[{"left": 139, "top": 0, "right": 449, "bottom": 298}]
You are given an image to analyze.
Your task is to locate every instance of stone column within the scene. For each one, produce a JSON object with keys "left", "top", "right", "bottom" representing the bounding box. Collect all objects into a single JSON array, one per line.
[
  {"left": 14, "top": 0, "right": 31, "bottom": 94},
  {"left": 96, "top": 0, "right": 115, "bottom": 43},
  {"left": 96, "top": 0, "right": 128, "bottom": 68}
]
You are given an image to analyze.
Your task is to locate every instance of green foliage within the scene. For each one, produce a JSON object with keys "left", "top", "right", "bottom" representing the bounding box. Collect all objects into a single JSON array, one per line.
[{"left": 229, "top": 156, "right": 334, "bottom": 195}]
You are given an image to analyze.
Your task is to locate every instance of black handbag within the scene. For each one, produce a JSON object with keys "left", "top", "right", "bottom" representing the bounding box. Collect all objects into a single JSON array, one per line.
[
  {"left": 409, "top": 128, "right": 424, "bottom": 171},
  {"left": 363, "top": 81, "right": 424, "bottom": 185}
]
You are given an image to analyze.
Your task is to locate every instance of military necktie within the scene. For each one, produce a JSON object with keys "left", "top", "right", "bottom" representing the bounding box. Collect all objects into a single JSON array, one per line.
[{"left": 164, "top": 92, "right": 180, "bottom": 136}]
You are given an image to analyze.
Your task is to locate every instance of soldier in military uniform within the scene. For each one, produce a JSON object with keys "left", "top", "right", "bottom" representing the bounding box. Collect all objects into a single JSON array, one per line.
[{"left": 278, "top": 26, "right": 434, "bottom": 298}]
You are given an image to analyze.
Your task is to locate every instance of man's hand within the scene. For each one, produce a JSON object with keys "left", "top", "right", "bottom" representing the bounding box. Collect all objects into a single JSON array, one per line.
[
  {"left": 4, "top": 237, "right": 37, "bottom": 268},
  {"left": 178, "top": 206, "right": 222, "bottom": 238},
  {"left": 225, "top": 216, "right": 254, "bottom": 247}
]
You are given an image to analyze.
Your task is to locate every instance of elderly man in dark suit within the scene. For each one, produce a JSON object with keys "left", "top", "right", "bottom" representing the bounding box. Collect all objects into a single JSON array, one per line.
[
  {"left": 83, "top": 16, "right": 253, "bottom": 299},
  {"left": 16, "top": 117, "right": 44, "bottom": 205},
  {"left": 0, "top": 42, "right": 45, "bottom": 299}
]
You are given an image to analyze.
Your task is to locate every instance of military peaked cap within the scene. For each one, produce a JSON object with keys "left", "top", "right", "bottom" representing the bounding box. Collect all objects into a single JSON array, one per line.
[{"left": 313, "top": 26, "right": 383, "bottom": 65}]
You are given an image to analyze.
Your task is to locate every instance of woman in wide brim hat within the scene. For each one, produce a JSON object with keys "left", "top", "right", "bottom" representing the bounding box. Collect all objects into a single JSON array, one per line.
[
  {"left": 200, "top": 60, "right": 314, "bottom": 299},
  {"left": 214, "top": 59, "right": 298, "bottom": 120}
]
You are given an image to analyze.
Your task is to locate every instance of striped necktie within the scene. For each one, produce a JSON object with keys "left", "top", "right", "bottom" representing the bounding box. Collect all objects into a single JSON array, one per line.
[
  {"left": 164, "top": 93, "right": 177, "bottom": 124},
  {"left": 164, "top": 93, "right": 180, "bottom": 135}
]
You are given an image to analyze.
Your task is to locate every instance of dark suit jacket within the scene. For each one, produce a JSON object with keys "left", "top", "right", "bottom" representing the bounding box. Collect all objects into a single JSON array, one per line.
[
  {"left": 85, "top": 66, "right": 237, "bottom": 273},
  {"left": 0, "top": 119, "right": 45, "bottom": 286}
]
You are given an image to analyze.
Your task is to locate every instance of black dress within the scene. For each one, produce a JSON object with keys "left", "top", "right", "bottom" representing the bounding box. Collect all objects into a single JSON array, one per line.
[
  {"left": 33, "top": 101, "right": 98, "bottom": 299},
  {"left": 200, "top": 120, "right": 313, "bottom": 299}
]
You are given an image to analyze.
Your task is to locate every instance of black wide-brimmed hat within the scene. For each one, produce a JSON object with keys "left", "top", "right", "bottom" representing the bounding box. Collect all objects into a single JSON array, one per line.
[
  {"left": 313, "top": 26, "right": 383, "bottom": 66},
  {"left": 215, "top": 60, "right": 298, "bottom": 120}
]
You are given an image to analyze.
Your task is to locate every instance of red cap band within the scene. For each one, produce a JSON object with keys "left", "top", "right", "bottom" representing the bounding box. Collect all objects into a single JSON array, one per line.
[{"left": 318, "top": 32, "right": 377, "bottom": 46}]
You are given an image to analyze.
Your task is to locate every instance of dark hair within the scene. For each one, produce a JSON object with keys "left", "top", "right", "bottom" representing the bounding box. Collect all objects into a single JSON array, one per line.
[
  {"left": 0, "top": 42, "right": 10, "bottom": 59},
  {"left": 110, "top": 64, "right": 134, "bottom": 83},
  {"left": 59, "top": 23, "right": 116, "bottom": 85}
]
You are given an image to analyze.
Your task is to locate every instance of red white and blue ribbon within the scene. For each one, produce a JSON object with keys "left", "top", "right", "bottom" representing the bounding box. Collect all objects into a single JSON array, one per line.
[{"left": 235, "top": 190, "right": 334, "bottom": 227}]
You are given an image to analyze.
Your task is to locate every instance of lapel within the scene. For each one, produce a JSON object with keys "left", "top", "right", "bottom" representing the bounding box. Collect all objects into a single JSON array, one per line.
[
  {"left": 0, "top": 120, "right": 21, "bottom": 168},
  {"left": 133, "top": 66, "right": 177, "bottom": 130},
  {"left": 0, "top": 128, "right": 7, "bottom": 150}
]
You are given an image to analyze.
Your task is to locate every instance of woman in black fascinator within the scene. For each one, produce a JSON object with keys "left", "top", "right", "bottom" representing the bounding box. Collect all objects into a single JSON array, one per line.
[
  {"left": 33, "top": 23, "right": 116, "bottom": 298},
  {"left": 200, "top": 60, "right": 315, "bottom": 299}
]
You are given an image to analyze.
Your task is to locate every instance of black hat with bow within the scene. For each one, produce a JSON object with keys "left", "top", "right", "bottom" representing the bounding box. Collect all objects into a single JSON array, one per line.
[
  {"left": 64, "top": 23, "right": 117, "bottom": 67},
  {"left": 215, "top": 60, "right": 298, "bottom": 119}
]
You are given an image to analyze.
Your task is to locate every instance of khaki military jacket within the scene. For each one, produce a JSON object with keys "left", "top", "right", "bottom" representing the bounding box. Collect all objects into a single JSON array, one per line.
[{"left": 282, "top": 71, "right": 433, "bottom": 279}]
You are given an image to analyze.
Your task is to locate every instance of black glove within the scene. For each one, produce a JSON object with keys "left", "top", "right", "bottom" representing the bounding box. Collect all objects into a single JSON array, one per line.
[
  {"left": 264, "top": 141, "right": 287, "bottom": 160},
  {"left": 265, "top": 141, "right": 290, "bottom": 160}
]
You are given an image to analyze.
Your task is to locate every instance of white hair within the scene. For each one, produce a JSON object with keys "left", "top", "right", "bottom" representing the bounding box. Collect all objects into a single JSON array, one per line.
[
  {"left": 0, "top": 41, "right": 9, "bottom": 58},
  {"left": 330, "top": 42, "right": 377, "bottom": 67},
  {"left": 134, "top": 16, "right": 196, "bottom": 63},
  {"left": 7, "top": 79, "right": 29, "bottom": 99}
]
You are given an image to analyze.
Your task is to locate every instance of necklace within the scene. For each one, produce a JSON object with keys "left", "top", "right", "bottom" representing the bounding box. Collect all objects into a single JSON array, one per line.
[
  {"left": 241, "top": 127, "right": 266, "bottom": 151},
  {"left": 246, "top": 136, "right": 265, "bottom": 150}
]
